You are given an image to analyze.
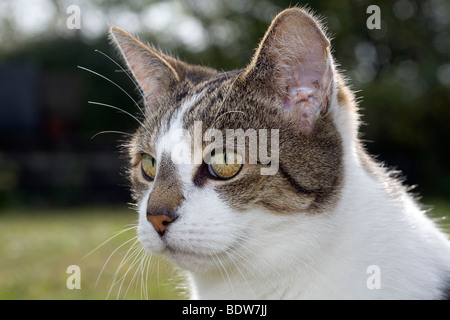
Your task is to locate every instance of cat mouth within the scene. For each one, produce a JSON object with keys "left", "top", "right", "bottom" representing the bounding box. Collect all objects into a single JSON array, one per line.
[
  {"left": 166, "top": 246, "right": 208, "bottom": 259},
  {"left": 162, "top": 243, "right": 237, "bottom": 272},
  {"left": 164, "top": 246, "right": 214, "bottom": 270}
]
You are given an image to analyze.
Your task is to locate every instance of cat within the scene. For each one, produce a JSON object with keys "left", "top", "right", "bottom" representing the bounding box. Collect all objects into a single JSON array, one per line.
[{"left": 109, "top": 7, "right": 450, "bottom": 299}]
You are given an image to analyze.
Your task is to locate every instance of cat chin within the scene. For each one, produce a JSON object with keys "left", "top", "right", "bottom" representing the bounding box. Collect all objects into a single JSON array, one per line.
[{"left": 165, "top": 248, "right": 219, "bottom": 273}]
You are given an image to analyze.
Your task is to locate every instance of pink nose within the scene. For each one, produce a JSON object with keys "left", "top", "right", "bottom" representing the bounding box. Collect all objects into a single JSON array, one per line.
[{"left": 147, "top": 214, "right": 174, "bottom": 236}]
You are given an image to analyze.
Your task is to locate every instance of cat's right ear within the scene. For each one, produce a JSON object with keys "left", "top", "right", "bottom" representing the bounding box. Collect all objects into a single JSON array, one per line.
[
  {"left": 240, "top": 8, "right": 336, "bottom": 135},
  {"left": 109, "top": 26, "right": 180, "bottom": 101}
]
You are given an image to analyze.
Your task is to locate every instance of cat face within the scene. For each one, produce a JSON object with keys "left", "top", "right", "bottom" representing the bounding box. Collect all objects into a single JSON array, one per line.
[{"left": 110, "top": 8, "right": 345, "bottom": 273}]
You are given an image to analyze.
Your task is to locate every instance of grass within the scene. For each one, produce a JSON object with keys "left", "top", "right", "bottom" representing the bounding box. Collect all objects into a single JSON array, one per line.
[
  {"left": 0, "top": 206, "right": 185, "bottom": 300},
  {"left": 0, "top": 199, "right": 449, "bottom": 300}
]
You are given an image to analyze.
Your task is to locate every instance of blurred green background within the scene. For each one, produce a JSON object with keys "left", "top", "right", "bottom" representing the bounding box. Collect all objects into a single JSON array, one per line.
[{"left": 0, "top": 0, "right": 448, "bottom": 299}]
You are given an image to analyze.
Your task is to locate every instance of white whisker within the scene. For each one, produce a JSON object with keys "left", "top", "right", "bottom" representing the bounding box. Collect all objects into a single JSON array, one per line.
[
  {"left": 104, "top": 236, "right": 139, "bottom": 298},
  {"left": 94, "top": 49, "right": 146, "bottom": 104},
  {"left": 110, "top": 238, "right": 142, "bottom": 299},
  {"left": 88, "top": 101, "right": 151, "bottom": 135},
  {"left": 77, "top": 65, "right": 145, "bottom": 118},
  {"left": 122, "top": 246, "right": 147, "bottom": 299},
  {"left": 210, "top": 74, "right": 242, "bottom": 130},
  {"left": 83, "top": 225, "right": 136, "bottom": 261},
  {"left": 91, "top": 130, "right": 134, "bottom": 139}
]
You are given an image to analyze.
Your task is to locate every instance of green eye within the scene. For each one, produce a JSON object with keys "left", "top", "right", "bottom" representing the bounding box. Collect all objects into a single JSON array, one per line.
[
  {"left": 141, "top": 154, "right": 157, "bottom": 181},
  {"left": 208, "top": 150, "right": 242, "bottom": 179}
]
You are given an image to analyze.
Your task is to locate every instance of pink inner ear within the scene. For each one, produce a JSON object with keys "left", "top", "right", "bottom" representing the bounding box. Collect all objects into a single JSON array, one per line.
[{"left": 283, "top": 64, "right": 330, "bottom": 134}]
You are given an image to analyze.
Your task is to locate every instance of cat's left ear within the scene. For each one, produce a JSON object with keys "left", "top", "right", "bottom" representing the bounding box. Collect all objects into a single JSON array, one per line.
[
  {"left": 109, "top": 26, "right": 181, "bottom": 102},
  {"left": 241, "top": 8, "right": 336, "bottom": 134}
]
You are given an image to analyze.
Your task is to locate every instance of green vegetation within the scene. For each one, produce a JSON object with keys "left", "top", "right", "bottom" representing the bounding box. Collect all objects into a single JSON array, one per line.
[
  {"left": 0, "top": 200, "right": 449, "bottom": 300},
  {"left": 0, "top": 206, "right": 184, "bottom": 300}
]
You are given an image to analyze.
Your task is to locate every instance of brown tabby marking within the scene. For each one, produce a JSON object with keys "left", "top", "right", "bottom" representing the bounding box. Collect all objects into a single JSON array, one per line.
[{"left": 111, "top": 8, "right": 347, "bottom": 215}]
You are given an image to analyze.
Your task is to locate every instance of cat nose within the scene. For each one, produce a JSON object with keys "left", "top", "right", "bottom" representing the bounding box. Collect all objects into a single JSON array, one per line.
[{"left": 147, "top": 212, "right": 177, "bottom": 236}]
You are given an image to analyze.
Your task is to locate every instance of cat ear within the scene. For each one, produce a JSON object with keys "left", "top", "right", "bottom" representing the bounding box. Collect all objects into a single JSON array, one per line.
[
  {"left": 242, "top": 8, "right": 335, "bottom": 134},
  {"left": 109, "top": 26, "right": 181, "bottom": 100}
]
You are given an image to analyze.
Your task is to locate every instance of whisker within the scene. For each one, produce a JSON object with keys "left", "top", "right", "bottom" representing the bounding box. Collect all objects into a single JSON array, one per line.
[
  {"left": 82, "top": 225, "right": 136, "bottom": 260},
  {"left": 207, "top": 248, "right": 230, "bottom": 294},
  {"left": 216, "top": 251, "right": 235, "bottom": 297},
  {"left": 88, "top": 101, "right": 151, "bottom": 135},
  {"left": 94, "top": 49, "right": 145, "bottom": 103},
  {"left": 213, "top": 242, "right": 257, "bottom": 299},
  {"left": 225, "top": 241, "right": 280, "bottom": 292},
  {"left": 77, "top": 65, "right": 145, "bottom": 118},
  {"left": 122, "top": 246, "right": 147, "bottom": 299},
  {"left": 134, "top": 251, "right": 147, "bottom": 300},
  {"left": 109, "top": 238, "right": 141, "bottom": 299},
  {"left": 213, "top": 110, "right": 246, "bottom": 126},
  {"left": 91, "top": 130, "right": 134, "bottom": 140},
  {"left": 138, "top": 250, "right": 151, "bottom": 300},
  {"left": 156, "top": 255, "right": 161, "bottom": 297},
  {"left": 140, "top": 252, "right": 152, "bottom": 300},
  {"left": 145, "top": 254, "right": 154, "bottom": 300},
  {"left": 210, "top": 74, "right": 242, "bottom": 130},
  {"left": 100, "top": 235, "right": 138, "bottom": 292}
]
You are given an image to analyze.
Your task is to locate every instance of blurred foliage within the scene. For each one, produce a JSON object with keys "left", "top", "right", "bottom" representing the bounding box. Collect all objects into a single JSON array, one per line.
[
  {"left": 0, "top": 0, "right": 449, "bottom": 206},
  {"left": 0, "top": 207, "right": 182, "bottom": 299}
]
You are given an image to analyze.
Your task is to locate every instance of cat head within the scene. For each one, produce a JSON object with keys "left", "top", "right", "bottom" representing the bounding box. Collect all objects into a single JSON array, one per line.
[{"left": 110, "top": 8, "right": 355, "bottom": 274}]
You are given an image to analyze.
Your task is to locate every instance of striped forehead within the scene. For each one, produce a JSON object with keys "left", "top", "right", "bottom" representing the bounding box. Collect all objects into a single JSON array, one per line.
[
  {"left": 156, "top": 73, "right": 238, "bottom": 148},
  {"left": 179, "top": 72, "right": 240, "bottom": 130}
]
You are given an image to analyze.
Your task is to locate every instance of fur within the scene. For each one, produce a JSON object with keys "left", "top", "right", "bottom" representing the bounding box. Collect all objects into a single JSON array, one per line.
[{"left": 110, "top": 8, "right": 450, "bottom": 299}]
